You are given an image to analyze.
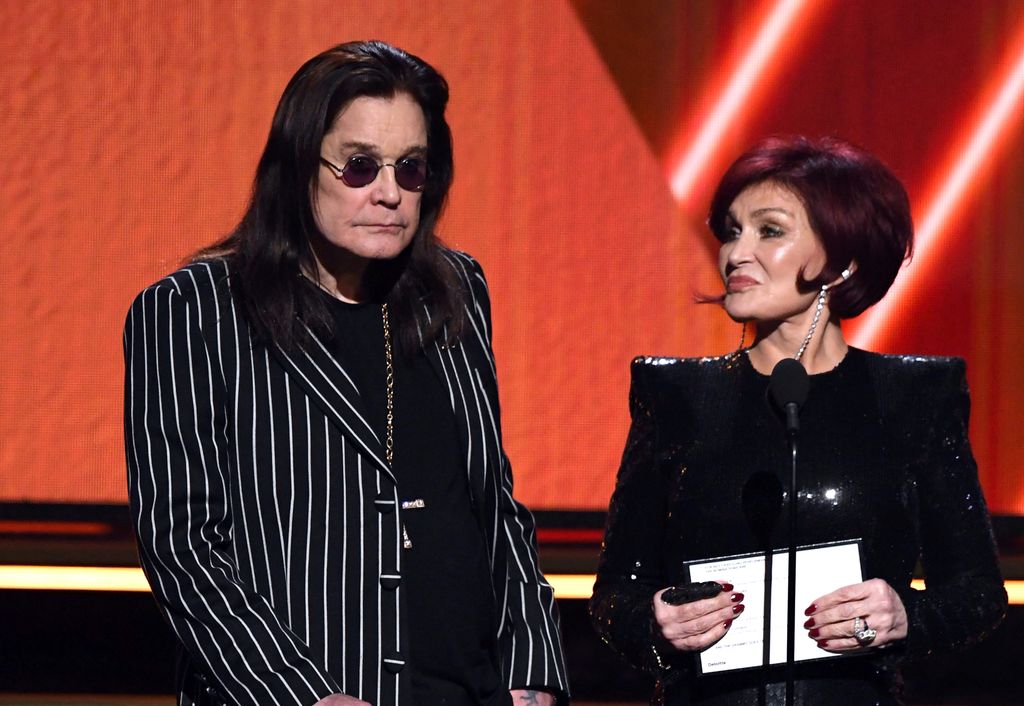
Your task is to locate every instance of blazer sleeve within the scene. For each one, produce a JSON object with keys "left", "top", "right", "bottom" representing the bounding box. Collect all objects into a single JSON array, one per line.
[
  {"left": 124, "top": 278, "right": 341, "bottom": 706},
  {"left": 498, "top": 453, "right": 572, "bottom": 701},
  {"left": 895, "top": 358, "right": 1007, "bottom": 657},
  {"left": 589, "top": 360, "right": 683, "bottom": 680},
  {"left": 456, "top": 253, "right": 571, "bottom": 701}
]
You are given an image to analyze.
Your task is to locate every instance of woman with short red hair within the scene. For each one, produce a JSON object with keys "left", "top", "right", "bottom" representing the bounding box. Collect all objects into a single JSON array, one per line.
[{"left": 591, "top": 136, "right": 1006, "bottom": 705}]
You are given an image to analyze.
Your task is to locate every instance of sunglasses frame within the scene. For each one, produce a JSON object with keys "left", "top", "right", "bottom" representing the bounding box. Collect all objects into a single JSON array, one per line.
[{"left": 320, "top": 155, "right": 428, "bottom": 192}]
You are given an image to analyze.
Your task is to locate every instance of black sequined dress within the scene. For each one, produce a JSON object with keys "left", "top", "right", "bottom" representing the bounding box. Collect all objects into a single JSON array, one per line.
[{"left": 590, "top": 348, "right": 1006, "bottom": 705}]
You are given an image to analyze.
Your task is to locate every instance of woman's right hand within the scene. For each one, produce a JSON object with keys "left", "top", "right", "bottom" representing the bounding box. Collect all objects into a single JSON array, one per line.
[{"left": 653, "top": 582, "right": 745, "bottom": 652}]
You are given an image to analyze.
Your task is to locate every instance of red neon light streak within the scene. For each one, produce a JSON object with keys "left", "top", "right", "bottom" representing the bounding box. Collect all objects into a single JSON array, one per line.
[
  {"left": 852, "top": 25, "right": 1024, "bottom": 348},
  {"left": 668, "top": 0, "right": 819, "bottom": 205}
]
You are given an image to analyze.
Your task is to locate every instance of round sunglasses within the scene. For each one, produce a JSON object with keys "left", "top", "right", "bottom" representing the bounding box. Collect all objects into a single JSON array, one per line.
[{"left": 320, "top": 155, "right": 428, "bottom": 192}]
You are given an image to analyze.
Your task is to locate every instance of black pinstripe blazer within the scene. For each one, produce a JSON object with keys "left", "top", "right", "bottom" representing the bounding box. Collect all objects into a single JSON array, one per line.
[{"left": 124, "top": 250, "right": 568, "bottom": 706}]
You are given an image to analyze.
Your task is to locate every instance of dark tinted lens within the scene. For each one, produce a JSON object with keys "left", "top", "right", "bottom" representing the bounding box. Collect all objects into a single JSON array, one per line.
[
  {"left": 394, "top": 158, "right": 428, "bottom": 191},
  {"left": 341, "top": 156, "right": 380, "bottom": 188}
]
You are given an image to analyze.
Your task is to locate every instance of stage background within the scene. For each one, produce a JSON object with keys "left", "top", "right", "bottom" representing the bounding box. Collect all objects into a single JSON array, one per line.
[{"left": 2, "top": 0, "right": 1023, "bottom": 514}]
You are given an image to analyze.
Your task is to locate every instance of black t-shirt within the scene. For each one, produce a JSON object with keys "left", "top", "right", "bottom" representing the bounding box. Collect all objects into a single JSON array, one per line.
[{"left": 324, "top": 296, "right": 509, "bottom": 706}]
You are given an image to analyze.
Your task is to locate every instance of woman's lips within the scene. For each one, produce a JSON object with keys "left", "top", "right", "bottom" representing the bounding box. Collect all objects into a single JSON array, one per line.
[{"left": 726, "top": 275, "right": 759, "bottom": 293}]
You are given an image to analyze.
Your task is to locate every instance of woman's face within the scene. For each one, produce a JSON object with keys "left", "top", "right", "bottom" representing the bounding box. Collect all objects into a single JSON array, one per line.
[{"left": 717, "top": 181, "right": 828, "bottom": 324}]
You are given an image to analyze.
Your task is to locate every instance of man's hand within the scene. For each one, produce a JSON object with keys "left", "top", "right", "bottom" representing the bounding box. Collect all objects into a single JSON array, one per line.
[{"left": 510, "top": 688, "right": 555, "bottom": 705}]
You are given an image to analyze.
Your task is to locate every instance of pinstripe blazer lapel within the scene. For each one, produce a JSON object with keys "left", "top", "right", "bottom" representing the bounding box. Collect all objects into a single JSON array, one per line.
[
  {"left": 268, "top": 328, "right": 394, "bottom": 483},
  {"left": 422, "top": 332, "right": 503, "bottom": 557},
  {"left": 422, "top": 339, "right": 470, "bottom": 457}
]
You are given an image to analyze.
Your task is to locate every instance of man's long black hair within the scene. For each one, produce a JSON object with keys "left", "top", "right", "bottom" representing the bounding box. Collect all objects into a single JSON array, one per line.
[{"left": 197, "top": 40, "right": 466, "bottom": 354}]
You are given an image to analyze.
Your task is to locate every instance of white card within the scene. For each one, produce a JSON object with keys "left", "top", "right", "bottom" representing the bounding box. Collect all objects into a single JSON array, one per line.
[{"left": 685, "top": 540, "right": 864, "bottom": 674}]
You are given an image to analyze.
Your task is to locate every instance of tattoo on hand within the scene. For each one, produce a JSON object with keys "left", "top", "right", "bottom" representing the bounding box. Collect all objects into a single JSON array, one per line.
[{"left": 517, "top": 691, "right": 540, "bottom": 705}]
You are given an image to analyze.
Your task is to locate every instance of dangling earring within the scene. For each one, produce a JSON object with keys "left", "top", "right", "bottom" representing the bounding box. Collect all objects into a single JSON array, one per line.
[
  {"left": 794, "top": 268, "right": 849, "bottom": 361},
  {"left": 795, "top": 285, "right": 829, "bottom": 362},
  {"left": 737, "top": 320, "right": 747, "bottom": 352}
]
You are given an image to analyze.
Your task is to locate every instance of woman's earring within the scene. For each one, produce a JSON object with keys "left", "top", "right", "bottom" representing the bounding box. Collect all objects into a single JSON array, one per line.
[
  {"left": 795, "top": 286, "right": 829, "bottom": 362},
  {"left": 841, "top": 268, "right": 851, "bottom": 281},
  {"left": 737, "top": 320, "right": 747, "bottom": 352}
]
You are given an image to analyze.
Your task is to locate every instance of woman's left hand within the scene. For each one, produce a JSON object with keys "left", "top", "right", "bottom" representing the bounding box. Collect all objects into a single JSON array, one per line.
[{"left": 803, "top": 578, "right": 908, "bottom": 651}]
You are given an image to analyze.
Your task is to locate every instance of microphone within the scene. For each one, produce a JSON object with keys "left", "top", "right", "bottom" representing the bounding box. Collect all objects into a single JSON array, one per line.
[{"left": 768, "top": 358, "right": 809, "bottom": 436}]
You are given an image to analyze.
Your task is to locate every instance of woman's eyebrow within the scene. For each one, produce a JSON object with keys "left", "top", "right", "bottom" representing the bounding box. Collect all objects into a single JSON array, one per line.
[{"left": 750, "top": 206, "right": 794, "bottom": 218}]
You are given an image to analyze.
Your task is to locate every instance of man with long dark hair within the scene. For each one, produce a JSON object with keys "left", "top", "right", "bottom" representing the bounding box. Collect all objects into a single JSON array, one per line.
[{"left": 125, "top": 41, "right": 568, "bottom": 706}]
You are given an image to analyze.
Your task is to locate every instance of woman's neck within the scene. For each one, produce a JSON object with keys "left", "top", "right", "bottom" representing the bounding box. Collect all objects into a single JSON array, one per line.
[{"left": 746, "top": 318, "right": 848, "bottom": 375}]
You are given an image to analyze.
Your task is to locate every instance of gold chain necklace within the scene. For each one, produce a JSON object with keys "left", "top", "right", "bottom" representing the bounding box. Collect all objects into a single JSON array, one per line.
[
  {"left": 381, "top": 303, "right": 413, "bottom": 549},
  {"left": 381, "top": 303, "right": 395, "bottom": 467}
]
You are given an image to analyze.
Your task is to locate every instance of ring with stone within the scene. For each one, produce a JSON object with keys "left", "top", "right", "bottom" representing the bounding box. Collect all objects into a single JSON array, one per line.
[{"left": 853, "top": 616, "right": 877, "bottom": 645}]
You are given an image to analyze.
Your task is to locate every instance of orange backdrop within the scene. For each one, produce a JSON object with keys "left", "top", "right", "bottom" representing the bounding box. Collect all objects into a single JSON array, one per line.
[{"left": 2, "top": 0, "right": 1023, "bottom": 513}]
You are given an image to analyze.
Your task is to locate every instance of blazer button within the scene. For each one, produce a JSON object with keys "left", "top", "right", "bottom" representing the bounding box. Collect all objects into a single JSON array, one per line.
[
  {"left": 380, "top": 573, "right": 401, "bottom": 590},
  {"left": 383, "top": 651, "right": 405, "bottom": 674},
  {"left": 374, "top": 494, "right": 396, "bottom": 514}
]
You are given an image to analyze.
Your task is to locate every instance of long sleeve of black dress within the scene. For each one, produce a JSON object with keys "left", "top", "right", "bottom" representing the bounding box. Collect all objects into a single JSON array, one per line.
[
  {"left": 891, "top": 357, "right": 1006, "bottom": 656},
  {"left": 589, "top": 360, "right": 676, "bottom": 677}
]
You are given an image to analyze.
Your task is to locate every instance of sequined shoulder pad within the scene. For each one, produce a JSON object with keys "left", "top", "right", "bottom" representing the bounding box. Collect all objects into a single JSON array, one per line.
[
  {"left": 865, "top": 351, "right": 964, "bottom": 372},
  {"left": 630, "top": 353, "right": 738, "bottom": 388},
  {"left": 860, "top": 350, "right": 967, "bottom": 391},
  {"left": 630, "top": 353, "right": 737, "bottom": 374},
  {"left": 628, "top": 354, "right": 740, "bottom": 421}
]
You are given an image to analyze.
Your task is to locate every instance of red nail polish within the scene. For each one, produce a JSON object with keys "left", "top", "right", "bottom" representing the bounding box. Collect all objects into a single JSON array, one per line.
[
  {"left": 804, "top": 603, "right": 818, "bottom": 616},
  {"left": 809, "top": 628, "right": 820, "bottom": 638},
  {"left": 724, "top": 620, "right": 733, "bottom": 629},
  {"left": 720, "top": 583, "right": 734, "bottom": 592},
  {"left": 732, "top": 604, "right": 745, "bottom": 614},
  {"left": 803, "top": 617, "right": 815, "bottom": 629},
  {"left": 731, "top": 593, "right": 744, "bottom": 603},
  {"left": 817, "top": 640, "right": 829, "bottom": 648}
]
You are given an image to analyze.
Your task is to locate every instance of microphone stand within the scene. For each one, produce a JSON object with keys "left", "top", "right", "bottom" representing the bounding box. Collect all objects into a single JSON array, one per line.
[
  {"left": 741, "top": 470, "right": 783, "bottom": 706},
  {"left": 768, "top": 358, "right": 808, "bottom": 706},
  {"left": 784, "top": 412, "right": 799, "bottom": 706}
]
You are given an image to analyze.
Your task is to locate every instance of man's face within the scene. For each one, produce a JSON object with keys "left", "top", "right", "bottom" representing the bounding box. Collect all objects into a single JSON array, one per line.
[{"left": 313, "top": 92, "right": 427, "bottom": 266}]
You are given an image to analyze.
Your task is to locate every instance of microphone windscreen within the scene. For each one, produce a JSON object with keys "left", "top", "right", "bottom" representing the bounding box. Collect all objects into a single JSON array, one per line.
[{"left": 768, "top": 358, "right": 809, "bottom": 409}]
